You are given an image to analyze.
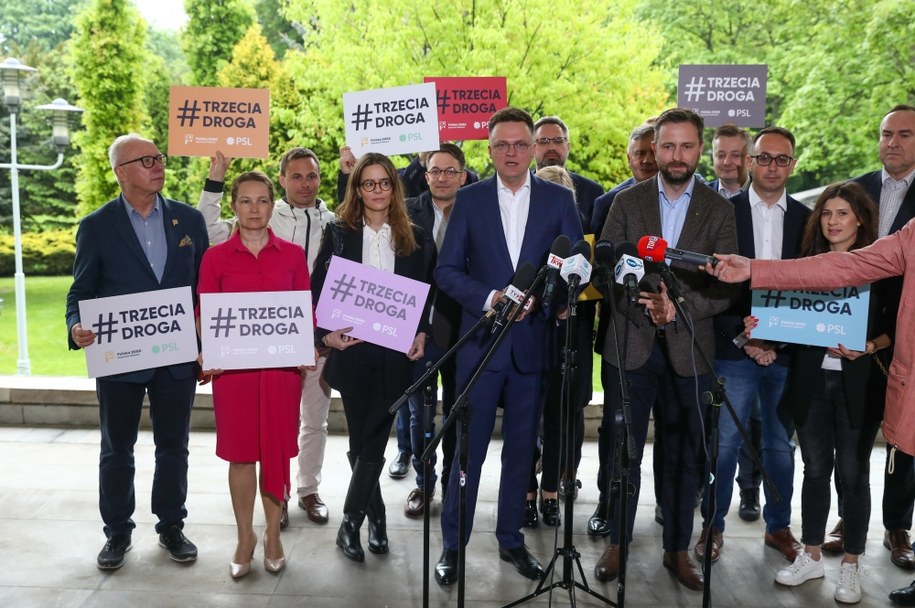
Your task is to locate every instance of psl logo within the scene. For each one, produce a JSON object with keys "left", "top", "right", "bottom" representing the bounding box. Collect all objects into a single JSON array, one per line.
[{"left": 104, "top": 351, "right": 115, "bottom": 363}]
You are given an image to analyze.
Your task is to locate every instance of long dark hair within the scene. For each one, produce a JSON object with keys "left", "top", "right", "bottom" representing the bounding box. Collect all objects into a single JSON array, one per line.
[
  {"left": 800, "top": 181, "right": 878, "bottom": 256},
  {"left": 337, "top": 152, "right": 418, "bottom": 256}
]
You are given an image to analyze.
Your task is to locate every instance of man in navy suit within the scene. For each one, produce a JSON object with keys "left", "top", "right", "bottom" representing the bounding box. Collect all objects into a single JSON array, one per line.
[
  {"left": 66, "top": 134, "right": 209, "bottom": 571},
  {"left": 590, "top": 122, "right": 657, "bottom": 235},
  {"left": 707, "top": 124, "right": 752, "bottom": 200},
  {"left": 697, "top": 127, "right": 810, "bottom": 568},
  {"left": 433, "top": 107, "right": 583, "bottom": 585}
]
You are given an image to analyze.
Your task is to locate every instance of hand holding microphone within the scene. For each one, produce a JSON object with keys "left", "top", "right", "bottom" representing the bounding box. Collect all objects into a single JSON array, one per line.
[{"left": 487, "top": 262, "right": 537, "bottom": 334}]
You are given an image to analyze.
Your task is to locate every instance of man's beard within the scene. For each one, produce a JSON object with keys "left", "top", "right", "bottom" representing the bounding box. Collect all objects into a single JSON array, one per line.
[
  {"left": 537, "top": 156, "right": 564, "bottom": 169},
  {"left": 659, "top": 162, "right": 695, "bottom": 186}
]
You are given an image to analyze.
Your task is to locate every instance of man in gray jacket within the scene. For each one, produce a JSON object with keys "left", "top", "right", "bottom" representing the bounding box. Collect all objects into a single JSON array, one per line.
[{"left": 197, "top": 147, "right": 335, "bottom": 527}]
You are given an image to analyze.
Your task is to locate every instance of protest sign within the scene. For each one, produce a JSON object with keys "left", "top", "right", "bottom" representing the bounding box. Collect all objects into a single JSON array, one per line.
[
  {"left": 200, "top": 291, "right": 315, "bottom": 371},
  {"left": 314, "top": 256, "right": 430, "bottom": 353},
  {"left": 168, "top": 86, "right": 270, "bottom": 158},
  {"left": 423, "top": 76, "right": 507, "bottom": 140},
  {"left": 678, "top": 64, "right": 767, "bottom": 128},
  {"left": 78, "top": 287, "right": 197, "bottom": 378},
  {"left": 343, "top": 82, "right": 440, "bottom": 157}
]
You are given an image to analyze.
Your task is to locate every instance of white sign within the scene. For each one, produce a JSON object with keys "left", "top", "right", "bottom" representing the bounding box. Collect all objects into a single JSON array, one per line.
[
  {"left": 200, "top": 290, "right": 315, "bottom": 370},
  {"left": 78, "top": 287, "right": 198, "bottom": 378},
  {"left": 343, "top": 82, "right": 440, "bottom": 158}
]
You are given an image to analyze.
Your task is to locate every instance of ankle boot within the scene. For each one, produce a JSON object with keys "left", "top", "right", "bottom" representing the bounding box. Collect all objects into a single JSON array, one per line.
[
  {"left": 366, "top": 461, "right": 388, "bottom": 555},
  {"left": 336, "top": 512, "right": 366, "bottom": 562},
  {"left": 336, "top": 456, "right": 384, "bottom": 562}
]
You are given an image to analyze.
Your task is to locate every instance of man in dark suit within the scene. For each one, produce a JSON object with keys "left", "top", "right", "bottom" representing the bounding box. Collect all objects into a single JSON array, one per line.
[
  {"left": 532, "top": 115, "right": 605, "bottom": 230},
  {"left": 848, "top": 105, "right": 915, "bottom": 601},
  {"left": 593, "top": 108, "right": 738, "bottom": 590},
  {"left": 401, "top": 143, "right": 467, "bottom": 517},
  {"left": 696, "top": 127, "right": 811, "bottom": 568},
  {"left": 433, "top": 107, "right": 583, "bottom": 585},
  {"left": 707, "top": 123, "right": 752, "bottom": 199},
  {"left": 66, "top": 134, "right": 209, "bottom": 570}
]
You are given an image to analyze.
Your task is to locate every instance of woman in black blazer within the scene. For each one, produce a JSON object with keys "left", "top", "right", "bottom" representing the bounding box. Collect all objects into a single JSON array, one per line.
[
  {"left": 311, "top": 152, "right": 430, "bottom": 563},
  {"left": 769, "top": 181, "right": 892, "bottom": 603}
]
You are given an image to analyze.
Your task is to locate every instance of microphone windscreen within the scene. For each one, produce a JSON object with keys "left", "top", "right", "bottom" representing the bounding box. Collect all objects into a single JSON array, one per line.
[
  {"left": 615, "top": 241, "right": 639, "bottom": 261},
  {"left": 512, "top": 261, "right": 538, "bottom": 291},
  {"left": 637, "top": 235, "right": 668, "bottom": 262},
  {"left": 594, "top": 239, "right": 615, "bottom": 267},
  {"left": 550, "top": 234, "right": 571, "bottom": 258},
  {"left": 570, "top": 239, "right": 591, "bottom": 259}
]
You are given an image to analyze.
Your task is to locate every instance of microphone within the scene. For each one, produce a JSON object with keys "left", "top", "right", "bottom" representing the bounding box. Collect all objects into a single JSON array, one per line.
[
  {"left": 540, "top": 235, "right": 571, "bottom": 311},
  {"left": 487, "top": 262, "right": 537, "bottom": 334},
  {"left": 637, "top": 235, "right": 718, "bottom": 268},
  {"left": 560, "top": 239, "right": 592, "bottom": 295},
  {"left": 592, "top": 239, "right": 615, "bottom": 298},
  {"left": 613, "top": 242, "right": 644, "bottom": 303}
]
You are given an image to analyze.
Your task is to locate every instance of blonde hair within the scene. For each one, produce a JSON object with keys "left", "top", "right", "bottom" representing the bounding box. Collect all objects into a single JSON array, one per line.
[{"left": 536, "top": 166, "right": 576, "bottom": 203}]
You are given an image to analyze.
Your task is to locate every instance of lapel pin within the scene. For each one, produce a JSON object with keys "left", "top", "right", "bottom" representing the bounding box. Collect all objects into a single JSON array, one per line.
[{"left": 172, "top": 219, "right": 179, "bottom": 226}]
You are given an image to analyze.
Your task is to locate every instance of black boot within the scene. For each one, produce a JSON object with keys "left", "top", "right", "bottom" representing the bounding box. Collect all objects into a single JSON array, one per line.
[
  {"left": 366, "top": 462, "right": 389, "bottom": 555},
  {"left": 336, "top": 456, "right": 384, "bottom": 562}
]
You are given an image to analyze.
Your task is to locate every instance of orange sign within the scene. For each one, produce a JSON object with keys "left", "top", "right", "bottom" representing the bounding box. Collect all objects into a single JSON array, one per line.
[{"left": 168, "top": 86, "right": 270, "bottom": 159}]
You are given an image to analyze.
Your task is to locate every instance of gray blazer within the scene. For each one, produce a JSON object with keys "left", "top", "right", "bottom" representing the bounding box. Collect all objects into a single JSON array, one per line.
[{"left": 599, "top": 176, "right": 739, "bottom": 375}]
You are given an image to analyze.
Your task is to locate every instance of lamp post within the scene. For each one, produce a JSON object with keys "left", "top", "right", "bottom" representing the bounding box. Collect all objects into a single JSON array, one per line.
[{"left": 1, "top": 58, "right": 83, "bottom": 375}]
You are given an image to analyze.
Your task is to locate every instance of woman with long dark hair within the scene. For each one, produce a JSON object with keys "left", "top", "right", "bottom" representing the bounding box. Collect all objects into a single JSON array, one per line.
[{"left": 311, "top": 152, "right": 430, "bottom": 562}]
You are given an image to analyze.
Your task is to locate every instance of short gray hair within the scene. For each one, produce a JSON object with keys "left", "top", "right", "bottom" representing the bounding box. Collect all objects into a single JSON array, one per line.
[{"left": 108, "top": 133, "right": 152, "bottom": 169}]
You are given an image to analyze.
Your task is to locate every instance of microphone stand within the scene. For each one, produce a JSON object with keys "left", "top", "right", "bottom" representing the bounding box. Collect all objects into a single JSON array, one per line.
[
  {"left": 504, "top": 277, "right": 614, "bottom": 608},
  {"left": 404, "top": 267, "right": 547, "bottom": 607},
  {"left": 421, "top": 381, "right": 435, "bottom": 608},
  {"left": 655, "top": 264, "right": 778, "bottom": 608}
]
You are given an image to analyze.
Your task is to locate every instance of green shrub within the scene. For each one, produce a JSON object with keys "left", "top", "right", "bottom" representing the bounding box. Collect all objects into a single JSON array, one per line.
[{"left": 0, "top": 229, "right": 76, "bottom": 276}]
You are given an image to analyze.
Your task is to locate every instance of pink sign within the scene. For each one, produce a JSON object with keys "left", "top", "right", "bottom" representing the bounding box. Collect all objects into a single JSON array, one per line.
[
  {"left": 315, "top": 256, "right": 431, "bottom": 353},
  {"left": 423, "top": 76, "right": 507, "bottom": 140}
]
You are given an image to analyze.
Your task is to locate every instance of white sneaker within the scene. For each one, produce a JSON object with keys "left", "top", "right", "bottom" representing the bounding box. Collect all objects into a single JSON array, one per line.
[
  {"left": 835, "top": 562, "right": 862, "bottom": 604},
  {"left": 775, "top": 552, "right": 825, "bottom": 586}
]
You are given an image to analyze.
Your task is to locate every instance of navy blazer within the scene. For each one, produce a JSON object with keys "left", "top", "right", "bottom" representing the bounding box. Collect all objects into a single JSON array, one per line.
[
  {"left": 590, "top": 177, "right": 636, "bottom": 235},
  {"left": 434, "top": 175, "right": 584, "bottom": 374},
  {"left": 311, "top": 221, "right": 432, "bottom": 398},
  {"left": 65, "top": 194, "right": 209, "bottom": 383},
  {"left": 854, "top": 170, "right": 915, "bottom": 234},
  {"left": 713, "top": 191, "right": 811, "bottom": 362},
  {"left": 568, "top": 170, "right": 605, "bottom": 233}
]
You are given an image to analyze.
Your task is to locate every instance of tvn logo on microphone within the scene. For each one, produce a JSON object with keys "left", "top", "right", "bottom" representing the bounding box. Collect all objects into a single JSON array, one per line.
[{"left": 614, "top": 256, "right": 644, "bottom": 281}]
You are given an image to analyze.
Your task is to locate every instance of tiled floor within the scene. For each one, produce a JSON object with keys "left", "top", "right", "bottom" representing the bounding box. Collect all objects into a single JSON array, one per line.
[{"left": 0, "top": 426, "right": 911, "bottom": 607}]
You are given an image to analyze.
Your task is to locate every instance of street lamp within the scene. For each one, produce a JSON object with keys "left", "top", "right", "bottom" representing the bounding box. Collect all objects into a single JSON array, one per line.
[{"left": 1, "top": 58, "right": 83, "bottom": 375}]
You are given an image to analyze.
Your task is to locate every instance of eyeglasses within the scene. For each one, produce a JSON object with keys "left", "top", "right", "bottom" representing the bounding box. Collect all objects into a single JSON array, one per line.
[
  {"left": 360, "top": 178, "right": 393, "bottom": 192},
  {"left": 427, "top": 168, "right": 465, "bottom": 179},
  {"left": 118, "top": 154, "right": 167, "bottom": 168},
  {"left": 535, "top": 137, "right": 568, "bottom": 146},
  {"left": 491, "top": 141, "right": 531, "bottom": 154},
  {"left": 750, "top": 153, "right": 794, "bottom": 167}
]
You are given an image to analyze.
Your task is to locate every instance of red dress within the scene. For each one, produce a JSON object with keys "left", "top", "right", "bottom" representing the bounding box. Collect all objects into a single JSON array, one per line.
[{"left": 197, "top": 229, "right": 310, "bottom": 501}]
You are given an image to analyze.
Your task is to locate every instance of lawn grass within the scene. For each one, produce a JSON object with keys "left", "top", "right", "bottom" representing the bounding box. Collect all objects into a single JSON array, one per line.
[
  {"left": 0, "top": 275, "right": 606, "bottom": 390},
  {"left": 0, "top": 275, "right": 87, "bottom": 376}
]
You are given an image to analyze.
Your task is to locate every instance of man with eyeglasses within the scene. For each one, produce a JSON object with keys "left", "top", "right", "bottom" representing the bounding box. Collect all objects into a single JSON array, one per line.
[
  {"left": 433, "top": 107, "right": 583, "bottom": 585},
  {"left": 594, "top": 108, "right": 738, "bottom": 590},
  {"left": 197, "top": 147, "right": 336, "bottom": 529},
  {"left": 401, "top": 143, "right": 468, "bottom": 519},
  {"left": 696, "top": 126, "right": 810, "bottom": 569},
  {"left": 66, "top": 134, "right": 209, "bottom": 571},
  {"left": 532, "top": 116, "right": 605, "bottom": 231}
]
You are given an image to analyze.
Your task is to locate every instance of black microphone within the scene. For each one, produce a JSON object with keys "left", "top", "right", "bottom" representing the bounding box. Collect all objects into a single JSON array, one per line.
[
  {"left": 487, "top": 262, "right": 537, "bottom": 334},
  {"left": 614, "top": 242, "right": 644, "bottom": 304},
  {"left": 559, "top": 239, "right": 593, "bottom": 295},
  {"left": 638, "top": 235, "right": 718, "bottom": 268},
  {"left": 540, "top": 235, "right": 571, "bottom": 311},
  {"left": 592, "top": 239, "right": 615, "bottom": 298},
  {"left": 657, "top": 262, "right": 685, "bottom": 303}
]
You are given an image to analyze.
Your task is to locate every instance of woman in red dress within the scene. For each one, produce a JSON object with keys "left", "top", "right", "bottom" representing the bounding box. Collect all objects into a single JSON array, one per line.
[{"left": 197, "top": 171, "right": 312, "bottom": 577}]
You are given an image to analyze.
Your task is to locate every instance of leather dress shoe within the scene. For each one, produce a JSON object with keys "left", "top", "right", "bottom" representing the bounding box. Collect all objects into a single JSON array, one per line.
[
  {"left": 499, "top": 545, "right": 544, "bottom": 580},
  {"left": 298, "top": 493, "right": 329, "bottom": 524},
  {"left": 588, "top": 500, "right": 611, "bottom": 537},
  {"left": 388, "top": 451, "right": 410, "bottom": 479},
  {"left": 523, "top": 499, "right": 539, "bottom": 528},
  {"left": 594, "top": 544, "right": 620, "bottom": 583},
  {"left": 663, "top": 550, "right": 704, "bottom": 590},
  {"left": 885, "top": 529, "right": 915, "bottom": 569},
  {"left": 97, "top": 534, "right": 132, "bottom": 570},
  {"left": 435, "top": 549, "right": 458, "bottom": 586},
  {"left": 539, "top": 495, "right": 560, "bottom": 527},
  {"left": 695, "top": 527, "right": 723, "bottom": 563},
  {"left": 822, "top": 519, "right": 844, "bottom": 553},
  {"left": 280, "top": 499, "right": 289, "bottom": 529},
  {"left": 558, "top": 477, "right": 580, "bottom": 501},
  {"left": 765, "top": 528, "right": 803, "bottom": 562},
  {"left": 738, "top": 488, "right": 760, "bottom": 522},
  {"left": 404, "top": 487, "right": 431, "bottom": 518},
  {"left": 889, "top": 580, "right": 915, "bottom": 606}
]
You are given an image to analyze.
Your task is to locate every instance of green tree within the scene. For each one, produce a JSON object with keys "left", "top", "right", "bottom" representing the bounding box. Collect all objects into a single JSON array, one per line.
[
  {"left": 0, "top": 0, "right": 87, "bottom": 56},
  {"left": 254, "top": 0, "right": 300, "bottom": 59},
  {"left": 182, "top": 0, "right": 254, "bottom": 87},
  {"left": 70, "top": 0, "right": 146, "bottom": 214},
  {"left": 280, "top": 0, "right": 669, "bottom": 202}
]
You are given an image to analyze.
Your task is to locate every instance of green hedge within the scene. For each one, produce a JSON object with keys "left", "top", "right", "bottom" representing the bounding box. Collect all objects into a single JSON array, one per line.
[{"left": 0, "top": 230, "right": 76, "bottom": 276}]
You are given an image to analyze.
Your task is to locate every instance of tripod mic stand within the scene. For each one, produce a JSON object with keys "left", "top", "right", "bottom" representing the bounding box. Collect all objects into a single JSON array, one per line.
[{"left": 503, "top": 282, "right": 615, "bottom": 608}]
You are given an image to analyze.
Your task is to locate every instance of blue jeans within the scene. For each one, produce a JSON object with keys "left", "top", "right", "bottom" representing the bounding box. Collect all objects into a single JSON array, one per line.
[
  {"left": 407, "top": 341, "right": 456, "bottom": 490},
  {"left": 705, "top": 358, "right": 793, "bottom": 534}
]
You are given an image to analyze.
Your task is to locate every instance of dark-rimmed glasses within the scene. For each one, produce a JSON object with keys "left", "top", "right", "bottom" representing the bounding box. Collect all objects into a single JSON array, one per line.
[
  {"left": 360, "top": 178, "right": 393, "bottom": 192},
  {"left": 118, "top": 154, "right": 167, "bottom": 168},
  {"left": 750, "top": 153, "right": 794, "bottom": 167}
]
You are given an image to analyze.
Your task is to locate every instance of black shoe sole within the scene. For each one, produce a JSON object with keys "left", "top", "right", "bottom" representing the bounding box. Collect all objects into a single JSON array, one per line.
[{"left": 158, "top": 540, "right": 197, "bottom": 563}]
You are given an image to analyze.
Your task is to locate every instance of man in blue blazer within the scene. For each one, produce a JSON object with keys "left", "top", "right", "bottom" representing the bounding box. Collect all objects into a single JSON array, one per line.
[
  {"left": 66, "top": 134, "right": 209, "bottom": 571},
  {"left": 433, "top": 107, "right": 584, "bottom": 585}
]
